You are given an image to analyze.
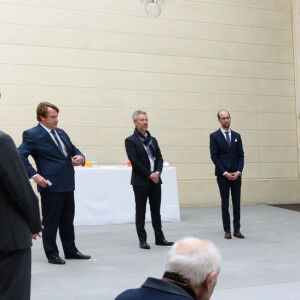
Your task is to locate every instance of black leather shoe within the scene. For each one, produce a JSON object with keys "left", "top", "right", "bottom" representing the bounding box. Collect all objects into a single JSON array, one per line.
[
  {"left": 224, "top": 231, "right": 232, "bottom": 239},
  {"left": 48, "top": 256, "right": 66, "bottom": 265},
  {"left": 139, "top": 242, "right": 150, "bottom": 249},
  {"left": 155, "top": 239, "right": 174, "bottom": 246},
  {"left": 233, "top": 231, "right": 244, "bottom": 238},
  {"left": 65, "top": 251, "right": 91, "bottom": 259}
]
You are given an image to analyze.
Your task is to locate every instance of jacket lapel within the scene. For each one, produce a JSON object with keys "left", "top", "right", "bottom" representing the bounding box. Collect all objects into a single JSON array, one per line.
[
  {"left": 218, "top": 129, "right": 230, "bottom": 149},
  {"left": 37, "top": 124, "right": 67, "bottom": 158}
]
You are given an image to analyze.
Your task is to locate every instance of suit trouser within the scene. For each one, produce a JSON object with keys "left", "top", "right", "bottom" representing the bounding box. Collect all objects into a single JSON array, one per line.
[
  {"left": 217, "top": 175, "right": 241, "bottom": 232},
  {"left": 133, "top": 182, "right": 165, "bottom": 243},
  {"left": 0, "top": 248, "right": 31, "bottom": 300},
  {"left": 41, "top": 191, "right": 78, "bottom": 258}
]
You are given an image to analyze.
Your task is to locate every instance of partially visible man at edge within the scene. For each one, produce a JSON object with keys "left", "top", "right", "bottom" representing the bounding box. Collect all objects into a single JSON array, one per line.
[
  {"left": 18, "top": 102, "right": 90, "bottom": 265},
  {"left": 209, "top": 110, "right": 245, "bottom": 239},
  {"left": 115, "top": 237, "right": 221, "bottom": 300},
  {"left": 0, "top": 129, "right": 42, "bottom": 299}
]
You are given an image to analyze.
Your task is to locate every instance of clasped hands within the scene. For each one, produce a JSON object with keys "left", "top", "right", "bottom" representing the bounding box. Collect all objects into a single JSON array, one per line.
[{"left": 225, "top": 172, "right": 240, "bottom": 181}]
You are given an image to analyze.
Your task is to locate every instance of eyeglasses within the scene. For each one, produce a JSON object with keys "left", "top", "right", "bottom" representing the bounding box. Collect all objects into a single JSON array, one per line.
[{"left": 220, "top": 117, "right": 230, "bottom": 121}]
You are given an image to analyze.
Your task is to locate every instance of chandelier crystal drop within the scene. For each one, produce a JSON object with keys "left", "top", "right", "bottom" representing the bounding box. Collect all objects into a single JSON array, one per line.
[{"left": 140, "top": 0, "right": 176, "bottom": 18}]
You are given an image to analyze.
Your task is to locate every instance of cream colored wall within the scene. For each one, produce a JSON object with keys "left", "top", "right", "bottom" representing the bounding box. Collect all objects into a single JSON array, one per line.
[{"left": 0, "top": 0, "right": 299, "bottom": 206}]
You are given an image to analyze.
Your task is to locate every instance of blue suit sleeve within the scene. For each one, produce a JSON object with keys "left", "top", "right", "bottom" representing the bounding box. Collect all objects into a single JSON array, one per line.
[
  {"left": 209, "top": 133, "right": 227, "bottom": 175},
  {"left": 18, "top": 131, "right": 38, "bottom": 178},
  {"left": 237, "top": 134, "right": 244, "bottom": 173}
]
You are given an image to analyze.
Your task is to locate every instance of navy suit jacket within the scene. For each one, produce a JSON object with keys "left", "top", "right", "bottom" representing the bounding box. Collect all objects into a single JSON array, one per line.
[
  {"left": 125, "top": 132, "right": 163, "bottom": 186},
  {"left": 115, "top": 277, "right": 194, "bottom": 300},
  {"left": 210, "top": 129, "right": 244, "bottom": 177},
  {"left": 18, "top": 124, "right": 84, "bottom": 193}
]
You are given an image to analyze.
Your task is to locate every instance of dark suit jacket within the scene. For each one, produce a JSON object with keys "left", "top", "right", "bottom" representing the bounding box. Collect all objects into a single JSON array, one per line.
[
  {"left": 0, "top": 131, "right": 42, "bottom": 251},
  {"left": 115, "top": 277, "right": 194, "bottom": 300},
  {"left": 210, "top": 129, "right": 244, "bottom": 177},
  {"left": 125, "top": 132, "right": 163, "bottom": 186},
  {"left": 18, "top": 124, "right": 84, "bottom": 193}
]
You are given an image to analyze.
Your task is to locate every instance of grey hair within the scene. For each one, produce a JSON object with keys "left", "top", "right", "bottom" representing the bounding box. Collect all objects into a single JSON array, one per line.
[
  {"left": 165, "top": 237, "right": 221, "bottom": 286},
  {"left": 132, "top": 110, "right": 147, "bottom": 121}
]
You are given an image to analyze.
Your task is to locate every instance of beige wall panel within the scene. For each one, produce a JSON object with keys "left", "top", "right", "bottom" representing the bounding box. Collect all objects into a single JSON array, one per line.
[
  {"left": 0, "top": 0, "right": 142, "bottom": 16},
  {"left": 0, "top": 44, "right": 294, "bottom": 80},
  {"left": 259, "top": 162, "right": 298, "bottom": 178},
  {"left": 0, "top": 104, "right": 36, "bottom": 126},
  {"left": 178, "top": 178, "right": 300, "bottom": 207},
  {"left": 194, "top": 0, "right": 291, "bottom": 12},
  {"left": 245, "top": 147, "right": 259, "bottom": 162},
  {"left": 240, "top": 130, "right": 258, "bottom": 147},
  {"left": 241, "top": 163, "right": 260, "bottom": 178},
  {"left": 79, "top": 145, "right": 127, "bottom": 164},
  {"left": 175, "top": 163, "right": 215, "bottom": 180},
  {"left": 272, "top": 147, "right": 298, "bottom": 162},
  {"left": 0, "top": 45, "right": 294, "bottom": 80},
  {"left": 251, "top": 27, "right": 292, "bottom": 47},
  {"left": 271, "top": 131, "right": 298, "bottom": 147},
  {"left": 1, "top": 64, "right": 294, "bottom": 96},
  {"left": 178, "top": 180, "right": 220, "bottom": 206},
  {"left": 252, "top": 44, "right": 293, "bottom": 63},
  {"left": 251, "top": 0, "right": 291, "bottom": 11},
  {"left": 1, "top": 85, "right": 295, "bottom": 115},
  {"left": 0, "top": 4, "right": 293, "bottom": 48},
  {"left": 161, "top": 146, "right": 210, "bottom": 164},
  {"left": 252, "top": 9, "right": 292, "bottom": 30},
  {"left": 255, "top": 130, "right": 298, "bottom": 148},
  {"left": 0, "top": 23, "right": 293, "bottom": 63},
  {"left": 3, "top": 0, "right": 291, "bottom": 17},
  {"left": 256, "top": 113, "right": 296, "bottom": 130},
  {"left": 242, "top": 178, "right": 300, "bottom": 204},
  {"left": 255, "top": 96, "right": 295, "bottom": 113},
  {"left": 164, "top": 3, "right": 252, "bottom": 25}
]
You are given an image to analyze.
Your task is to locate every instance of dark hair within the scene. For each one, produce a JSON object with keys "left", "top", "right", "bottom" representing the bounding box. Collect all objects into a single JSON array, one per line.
[{"left": 36, "top": 102, "right": 59, "bottom": 121}]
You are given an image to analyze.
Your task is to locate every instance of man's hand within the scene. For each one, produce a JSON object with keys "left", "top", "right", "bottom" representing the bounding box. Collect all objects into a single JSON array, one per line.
[
  {"left": 72, "top": 155, "right": 84, "bottom": 166},
  {"left": 230, "top": 172, "right": 240, "bottom": 181},
  {"left": 225, "top": 172, "right": 240, "bottom": 181},
  {"left": 33, "top": 175, "right": 48, "bottom": 188},
  {"left": 31, "top": 232, "right": 42, "bottom": 240},
  {"left": 150, "top": 172, "right": 160, "bottom": 184}
]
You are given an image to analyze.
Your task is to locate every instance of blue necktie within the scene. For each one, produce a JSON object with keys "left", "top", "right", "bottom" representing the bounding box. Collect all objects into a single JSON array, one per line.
[
  {"left": 51, "top": 130, "right": 66, "bottom": 157},
  {"left": 225, "top": 131, "right": 231, "bottom": 147}
]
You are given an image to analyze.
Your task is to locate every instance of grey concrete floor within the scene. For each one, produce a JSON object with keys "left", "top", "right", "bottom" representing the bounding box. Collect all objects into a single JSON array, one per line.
[{"left": 31, "top": 204, "right": 300, "bottom": 300}]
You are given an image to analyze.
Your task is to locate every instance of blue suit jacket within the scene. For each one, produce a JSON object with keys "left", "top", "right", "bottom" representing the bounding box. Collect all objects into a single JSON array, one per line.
[
  {"left": 18, "top": 124, "right": 84, "bottom": 193},
  {"left": 115, "top": 277, "right": 194, "bottom": 300},
  {"left": 210, "top": 129, "right": 244, "bottom": 177}
]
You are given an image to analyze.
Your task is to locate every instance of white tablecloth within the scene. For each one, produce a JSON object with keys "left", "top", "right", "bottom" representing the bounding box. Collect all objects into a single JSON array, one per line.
[{"left": 74, "top": 166, "right": 181, "bottom": 226}]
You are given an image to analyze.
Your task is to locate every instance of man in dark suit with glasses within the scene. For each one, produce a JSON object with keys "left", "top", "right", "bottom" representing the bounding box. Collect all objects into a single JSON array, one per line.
[{"left": 210, "top": 110, "right": 245, "bottom": 239}]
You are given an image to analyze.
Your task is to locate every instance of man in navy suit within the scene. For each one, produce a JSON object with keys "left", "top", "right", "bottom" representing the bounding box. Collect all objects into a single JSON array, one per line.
[
  {"left": 209, "top": 110, "right": 245, "bottom": 239},
  {"left": 125, "top": 110, "right": 173, "bottom": 249},
  {"left": 18, "top": 102, "right": 90, "bottom": 264}
]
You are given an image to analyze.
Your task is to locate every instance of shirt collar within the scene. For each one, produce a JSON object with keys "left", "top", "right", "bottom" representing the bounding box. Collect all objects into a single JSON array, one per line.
[
  {"left": 220, "top": 127, "right": 231, "bottom": 134},
  {"left": 39, "top": 123, "right": 52, "bottom": 134}
]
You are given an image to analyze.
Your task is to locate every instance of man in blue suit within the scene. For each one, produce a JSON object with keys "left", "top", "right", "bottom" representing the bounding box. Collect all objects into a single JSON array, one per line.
[
  {"left": 209, "top": 110, "right": 245, "bottom": 239},
  {"left": 18, "top": 102, "right": 90, "bottom": 264}
]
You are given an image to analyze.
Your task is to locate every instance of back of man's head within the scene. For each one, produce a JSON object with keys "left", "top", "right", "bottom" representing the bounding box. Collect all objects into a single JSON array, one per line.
[{"left": 165, "top": 237, "right": 221, "bottom": 298}]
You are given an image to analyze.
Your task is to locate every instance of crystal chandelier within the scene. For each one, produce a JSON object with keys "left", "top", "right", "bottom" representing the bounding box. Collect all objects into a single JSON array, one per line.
[{"left": 140, "top": 0, "right": 176, "bottom": 18}]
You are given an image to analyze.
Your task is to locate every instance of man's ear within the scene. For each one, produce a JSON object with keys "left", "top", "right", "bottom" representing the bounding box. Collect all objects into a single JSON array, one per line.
[{"left": 204, "top": 271, "right": 218, "bottom": 291}]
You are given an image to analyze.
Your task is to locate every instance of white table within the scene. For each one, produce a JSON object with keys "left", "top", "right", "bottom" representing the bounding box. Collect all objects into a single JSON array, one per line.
[{"left": 74, "top": 166, "right": 181, "bottom": 226}]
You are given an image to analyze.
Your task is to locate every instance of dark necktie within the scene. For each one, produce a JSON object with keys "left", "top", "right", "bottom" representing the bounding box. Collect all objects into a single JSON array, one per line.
[
  {"left": 51, "top": 130, "right": 66, "bottom": 156},
  {"left": 225, "top": 131, "right": 231, "bottom": 147}
]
